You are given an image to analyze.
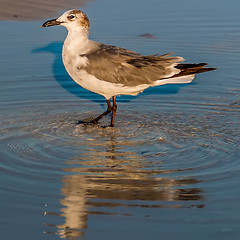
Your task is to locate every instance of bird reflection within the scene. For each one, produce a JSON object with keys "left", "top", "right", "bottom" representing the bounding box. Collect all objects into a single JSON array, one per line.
[
  {"left": 57, "top": 174, "right": 88, "bottom": 239},
  {"left": 45, "top": 129, "right": 204, "bottom": 239}
]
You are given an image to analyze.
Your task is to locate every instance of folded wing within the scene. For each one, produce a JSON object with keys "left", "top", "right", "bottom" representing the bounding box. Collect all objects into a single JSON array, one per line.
[{"left": 82, "top": 43, "right": 215, "bottom": 87}]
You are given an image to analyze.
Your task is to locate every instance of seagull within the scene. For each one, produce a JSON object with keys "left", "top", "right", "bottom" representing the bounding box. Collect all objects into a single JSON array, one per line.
[{"left": 42, "top": 9, "right": 215, "bottom": 127}]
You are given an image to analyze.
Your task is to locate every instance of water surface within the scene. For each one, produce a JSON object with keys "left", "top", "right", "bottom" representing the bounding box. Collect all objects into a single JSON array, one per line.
[{"left": 1, "top": 0, "right": 240, "bottom": 239}]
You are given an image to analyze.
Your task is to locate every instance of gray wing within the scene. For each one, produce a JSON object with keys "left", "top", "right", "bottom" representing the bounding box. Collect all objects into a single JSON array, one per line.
[{"left": 82, "top": 43, "right": 183, "bottom": 86}]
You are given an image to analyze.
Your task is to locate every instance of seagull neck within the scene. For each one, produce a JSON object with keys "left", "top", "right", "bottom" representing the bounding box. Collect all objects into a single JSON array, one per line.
[
  {"left": 63, "top": 29, "right": 90, "bottom": 56},
  {"left": 66, "top": 29, "right": 89, "bottom": 43}
]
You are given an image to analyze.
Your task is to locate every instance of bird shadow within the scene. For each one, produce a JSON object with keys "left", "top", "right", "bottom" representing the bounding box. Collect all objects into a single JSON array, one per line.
[
  {"left": 32, "top": 41, "right": 192, "bottom": 109},
  {"left": 33, "top": 41, "right": 107, "bottom": 109}
]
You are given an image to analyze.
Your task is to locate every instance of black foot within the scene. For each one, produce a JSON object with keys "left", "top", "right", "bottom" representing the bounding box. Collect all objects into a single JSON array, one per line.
[
  {"left": 102, "top": 124, "right": 114, "bottom": 128},
  {"left": 76, "top": 119, "right": 115, "bottom": 128},
  {"left": 76, "top": 117, "right": 98, "bottom": 125}
]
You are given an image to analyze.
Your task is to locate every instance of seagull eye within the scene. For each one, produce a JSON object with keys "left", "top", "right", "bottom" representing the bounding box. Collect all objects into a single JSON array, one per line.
[{"left": 68, "top": 14, "right": 75, "bottom": 20}]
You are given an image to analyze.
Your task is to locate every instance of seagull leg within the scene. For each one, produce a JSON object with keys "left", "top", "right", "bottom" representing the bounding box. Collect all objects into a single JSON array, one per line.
[
  {"left": 89, "top": 99, "right": 112, "bottom": 124},
  {"left": 110, "top": 96, "right": 117, "bottom": 127}
]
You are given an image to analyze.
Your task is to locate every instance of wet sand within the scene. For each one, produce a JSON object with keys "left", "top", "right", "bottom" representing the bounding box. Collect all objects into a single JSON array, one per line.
[{"left": 0, "top": 0, "right": 91, "bottom": 20}]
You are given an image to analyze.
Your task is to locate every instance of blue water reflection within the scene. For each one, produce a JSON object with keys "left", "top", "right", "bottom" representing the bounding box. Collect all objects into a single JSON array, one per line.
[{"left": 1, "top": 0, "right": 240, "bottom": 239}]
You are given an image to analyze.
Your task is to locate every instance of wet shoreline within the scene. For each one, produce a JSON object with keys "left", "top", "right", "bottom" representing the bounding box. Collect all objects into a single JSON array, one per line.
[{"left": 0, "top": 0, "right": 92, "bottom": 21}]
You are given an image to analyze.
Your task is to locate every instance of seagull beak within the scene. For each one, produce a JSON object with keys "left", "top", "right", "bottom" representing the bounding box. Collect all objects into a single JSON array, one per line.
[{"left": 42, "top": 18, "right": 63, "bottom": 28}]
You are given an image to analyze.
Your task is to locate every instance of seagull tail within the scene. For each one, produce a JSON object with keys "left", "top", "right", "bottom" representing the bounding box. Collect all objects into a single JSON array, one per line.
[
  {"left": 154, "top": 63, "right": 216, "bottom": 86},
  {"left": 174, "top": 63, "right": 216, "bottom": 77}
]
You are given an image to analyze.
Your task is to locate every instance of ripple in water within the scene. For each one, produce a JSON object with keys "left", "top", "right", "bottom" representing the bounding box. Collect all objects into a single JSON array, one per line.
[
  {"left": 1, "top": 3, "right": 240, "bottom": 236},
  {"left": 1, "top": 99, "right": 239, "bottom": 238}
]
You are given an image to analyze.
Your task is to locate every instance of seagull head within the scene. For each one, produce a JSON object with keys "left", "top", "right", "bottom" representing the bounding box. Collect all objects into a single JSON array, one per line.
[{"left": 42, "top": 9, "right": 90, "bottom": 32}]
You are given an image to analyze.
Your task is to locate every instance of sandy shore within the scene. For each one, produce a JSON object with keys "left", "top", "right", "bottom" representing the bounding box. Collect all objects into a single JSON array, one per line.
[{"left": 0, "top": 0, "right": 91, "bottom": 21}]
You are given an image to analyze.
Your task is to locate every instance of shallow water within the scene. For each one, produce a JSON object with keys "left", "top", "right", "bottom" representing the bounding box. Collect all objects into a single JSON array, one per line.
[{"left": 1, "top": 0, "right": 240, "bottom": 239}]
